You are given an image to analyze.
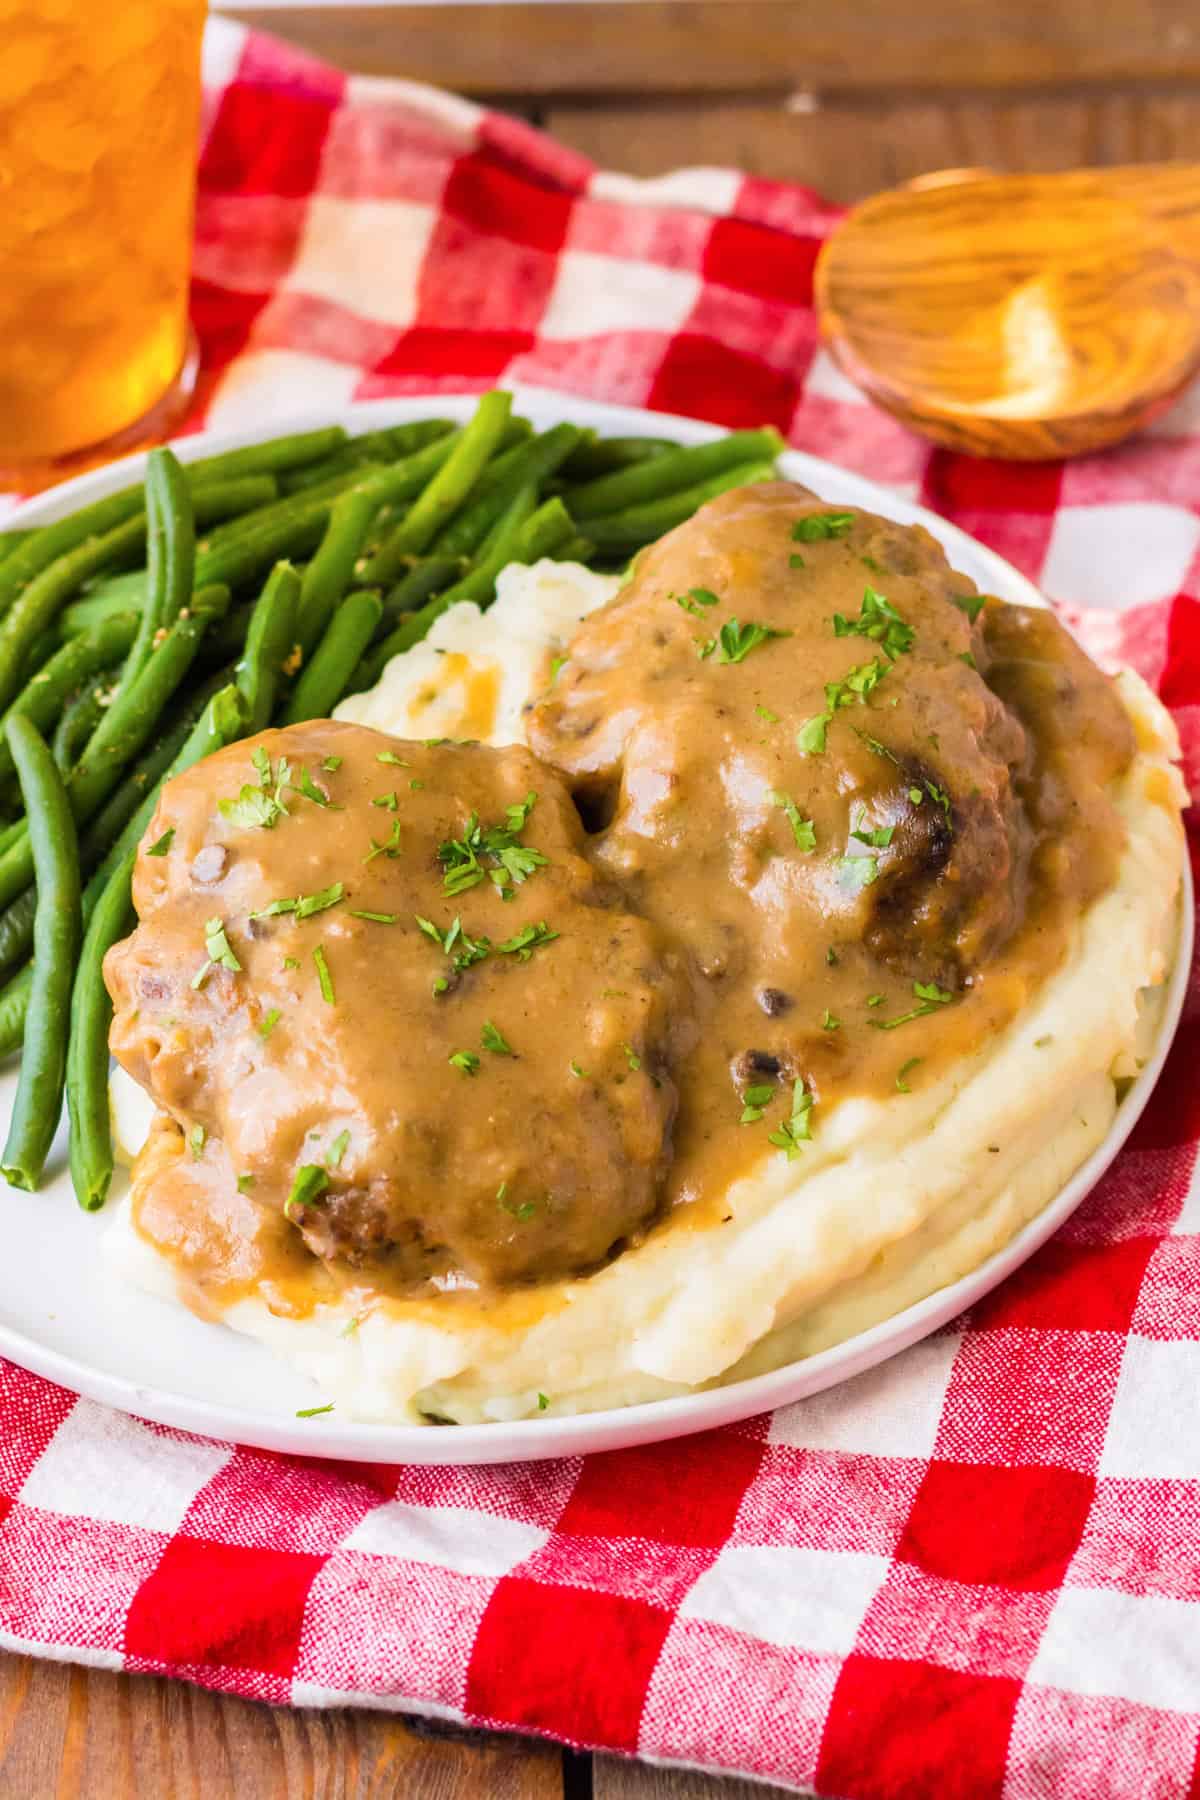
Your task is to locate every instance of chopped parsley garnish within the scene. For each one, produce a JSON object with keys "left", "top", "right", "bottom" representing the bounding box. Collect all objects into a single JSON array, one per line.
[
  {"left": 258, "top": 1008, "right": 281, "bottom": 1040},
  {"left": 1034, "top": 1034, "right": 1053, "bottom": 1048},
  {"left": 867, "top": 993, "right": 885, "bottom": 1007},
  {"left": 768, "top": 790, "right": 816, "bottom": 850},
  {"left": 537, "top": 1393, "right": 549, "bottom": 1411},
  {"left": 287, "top": 1164, "right": 328, "bottom": 1214},
  {"left": 498, "top": 1183, "right": 536, "bottom": 1221},
  {"left": 951, "top": 591, "right": 987, "bottom": 623},
  {"left": 788, "top": 553, "right": 805, "bottom": 570},
  {"left": 716, "top": 618, "right": 790, "bottom": 665},
  {"left": 870, "top": 979, "right": 955, "bottom": 1031},
  {"left": 321, "top": 755, "right": 342, "bottom": 772},
  {"left": 895, "top": 1057, "right": 923, "bottom": 1093},
  {"left": 549, "top": 653, "right": 569, "bottom": 683},
  {"left": 675, "top": 586, "right": 720, "bottom": 618},
  {"left": 496, "top": 922, "right": 558, "bottom": 960},
  {"left": 850, "top": 807, "right": 895, "bottom": 849},
  {"left": 410, "top": 779, "right": 425, "bottom": 791},
  {"left": 623, "top": 1044, "right": 642, "bottom": 1072},
  {"left": 372, "top": 790, "right": 398, "bottom": 811},
  {"left": 146, "top": 828, "right": 174, "bottom": 857},
  {"left": 821, "top": 1010, "right": 840, "bottom": 1031},
  {"left": 793, "top": 511, "right": 855, "bottom": 542},
  {"left": 924, "top": 779, "right": 952, "bottom": 819},
  {"left": 797, "top": 714, "right": 829, "bottom": 754},
  {"left": 376, "top": 750, "right": 408, "bottom": 766},
  {"left": 363, "top": 819, "right": 402, "bottom": 863},
  {"left": 908, "top": 786, "right": 923, "bottom": 805},
  {"left": 797, "top": 658, "right": 888, "bottom": 755},
  {"left": 570, "top": 1059, "right": 586, "bottom": 1078},
  {"left": 755, "top": 704, "right": 779, "bottom": 724},
  {"left": 837, "top": 854, "right": 879, "bottom": 893},
  {"left": 296, "top": 1403, "right": 334, "bottom": 1419},
  {"left": 236, "top": 1172, "right": 255, "bottom": 1193},
  {"left": 219, "top": 746, "right": 291, "bottom": 831},
  {"left": 481, "top": 1020, "right": 514, "bottom": 1056},
  {"left": 438, "top": 794, "right": 547, "bottom": 899},
  {"left": 833, "top": 586, "right": 915, "bottom": 659},
  {"left": 294, "top": 768, "right": 338, "bottom": 809},
  {"left": 826, "top": 946, "right": 839, "bottom": 966},
  {"left": 349, "top": 909, "right": 398, "bottom": 924},
  {"left": 282, "top": 956, "right": 299, "bottom": 971},
  {"left": 449, "top": 1050, "right": 481, "bottom": 1076},
  {"left": 959, "top": 650, "right": 977, "bottom": 670},
  {"left": 192, "top": 916, "right": 241, "bottom": 988},
  {"left": 188, "top": 1124, "right": 205, "bottom": 1160},
  {"left": 327, "top": 1129, "right": 350, "bottom": 1167},
  {"left": 741, "top": 1081, "right": 775, "bottom": 1125},
  {"left": 416, "top": 914, "right": 491, "bottom": 969},
  {"left": 768, "top": 1079, "right": 815, "bottom": 1157},
  {"left": 252, "top": 881, "right": 345, "bottom": 922},
  {"left": 313, "top": 944, "right": 335, "bottom": 1005}
]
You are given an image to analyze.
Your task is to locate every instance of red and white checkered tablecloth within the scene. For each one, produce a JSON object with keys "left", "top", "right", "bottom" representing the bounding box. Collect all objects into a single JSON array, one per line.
[{"left": 3, "top": 19, "right": 1200, "bottom": 1797}]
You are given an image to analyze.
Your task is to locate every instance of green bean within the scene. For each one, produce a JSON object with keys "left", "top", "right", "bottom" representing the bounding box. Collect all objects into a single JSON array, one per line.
[
  {"left": 183, "top": 425, "right": 347, "bottom": 487},
  {"left": 0, "top": 513, "right": 148, "bottom": 713},
  {"left": 379, "top": 556, "right": 462, "bottom": 631},
  {"left": 20, "top": 630, "right": 57, "bottom": 684},
  {"left": 295, "top": 488, "right": 377, "bottom": 656},
  {"left": 433, "top": 423, "right": 583, "bottom": 558},
  {"left": 0, "top": 681, "right": 244, "bottom": 1062},
  {"left": 1, "top": 718, "right": 82, "bottom": 1190},
  {"left": 0, "top": 530, "right": 33, "bottom": 568},
  {"left": 574, "top": 459, "right": 780, "bottom": 553},
  {"left": 63, "top": 680, "right": 248, "bottom": 1202},
  {"left": 237, "top": 561, "right": 301, "bottom": 732},
  {"left": 279, "top": 420, "right": 455, "bottom": 494},
  {"left": 0, "top": 690, "right": 208, "bottom": 978},
  {"left": 189, "top": 473, "right": 279, "bottom": 523},
  {"left": 555, "top": 534, "right": 597, "bottom": 564},
  {"left": 0, "top": 491, "right": 149, "bottom": 625},
  {"left": 59, "top": 571, "right": 146, "bottom": 638},
  {"left": 0, "top": 965, "right": 31, "bottom": 1059},
  {"left": 0, "top": 588, "right": 231, "bottom": 913},
  {"left": 364, "top": 484, "right": 540, "bottom": 667},
  {"left": 281, "top": 588, "right": 383, "bottom": 725},
  {"left": 52, "top": 680, "right": 113, "bottom": 774},
  {"left": 565, "top": 428, "right": 785, "bottom": 518},
  {"left": 123, "top": 448, "right": 195, "bottom": 689},
  {"left": 66, "top": 849, "right": 135, "bottom": 1212},
  {"left": 362, "top": 391, "right": 513, "bottom": 580},
  {"left": 0, "top": 613, "right": 140, "bottom": 793},
  {"left": 560, "top": 434, "right": 679, "bottom": 480}
]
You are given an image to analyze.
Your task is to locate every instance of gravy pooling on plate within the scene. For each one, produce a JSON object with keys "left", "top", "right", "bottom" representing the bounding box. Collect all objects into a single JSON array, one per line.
[{"left": 106, "top": 482, "right": 1136, "bottom": 1314}]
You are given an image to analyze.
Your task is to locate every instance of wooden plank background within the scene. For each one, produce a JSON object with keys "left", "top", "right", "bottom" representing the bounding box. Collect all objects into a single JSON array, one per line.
[{"left": 226, "top": 0, "right": 1200, "bottom": 200}]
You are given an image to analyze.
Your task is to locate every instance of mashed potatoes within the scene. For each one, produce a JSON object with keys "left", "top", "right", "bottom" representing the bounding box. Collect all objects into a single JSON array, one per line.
[{"left": 105, "top": 560, "right": 1186, "bottom": 1424}]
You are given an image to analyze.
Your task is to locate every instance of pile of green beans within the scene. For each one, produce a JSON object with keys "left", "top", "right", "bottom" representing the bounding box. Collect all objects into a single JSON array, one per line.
[{"left": 0, "top": 390, "right": 782, "bottom": 1205}]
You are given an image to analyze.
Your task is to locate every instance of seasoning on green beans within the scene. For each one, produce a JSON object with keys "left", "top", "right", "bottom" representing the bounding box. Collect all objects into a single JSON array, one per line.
[
  {"left": 0, "top": 717, "right": 82, "bottom": 1190},
  {"left": 282, "top": 588, "right": 383, "bottom": 725}
]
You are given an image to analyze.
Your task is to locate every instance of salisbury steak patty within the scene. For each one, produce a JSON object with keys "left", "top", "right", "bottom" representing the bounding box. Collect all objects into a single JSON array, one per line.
[{"left": 105, "top": 722, "right": 689, "bottom": 1288}]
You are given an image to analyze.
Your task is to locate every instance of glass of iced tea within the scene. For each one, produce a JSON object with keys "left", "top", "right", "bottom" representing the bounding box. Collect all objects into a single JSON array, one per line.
[{"left": 0, "top": 0, "right": 207, "bottom": 484}]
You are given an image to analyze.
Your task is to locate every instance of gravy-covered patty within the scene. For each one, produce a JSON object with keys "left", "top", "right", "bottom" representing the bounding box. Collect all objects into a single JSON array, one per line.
[
  {"left": 105, "top": 724, "right": 689, "bottom": 1290},
  {"left": 527, "top": 482, "right": 1135, "bottom": 1207}
]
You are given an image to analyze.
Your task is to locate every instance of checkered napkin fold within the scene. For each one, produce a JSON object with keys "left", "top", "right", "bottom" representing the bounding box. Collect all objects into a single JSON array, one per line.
[{"left": 2, "top": 19, "right": 1200, "bottom": 1799}]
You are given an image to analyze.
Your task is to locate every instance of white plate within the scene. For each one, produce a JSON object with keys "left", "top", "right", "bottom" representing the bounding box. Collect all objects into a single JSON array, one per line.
[{"left": 1, "top": 388, "right": 1190, "bottom": 1465}]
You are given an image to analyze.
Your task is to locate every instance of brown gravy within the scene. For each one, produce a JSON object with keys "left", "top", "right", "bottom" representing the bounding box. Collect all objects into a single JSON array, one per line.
[{"left": 112, "top": 482, "right": 1136, "bottom": 1317}]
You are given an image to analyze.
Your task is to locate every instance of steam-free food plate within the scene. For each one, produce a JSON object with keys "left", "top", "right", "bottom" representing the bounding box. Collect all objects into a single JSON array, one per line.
[{"left": 0, "top": 389, "right": 1189, "bottom": 1464}]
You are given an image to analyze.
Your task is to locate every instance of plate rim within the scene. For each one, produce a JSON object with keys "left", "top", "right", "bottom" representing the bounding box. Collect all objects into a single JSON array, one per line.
[{"left": 0, "top": 387, "right": 1184, "bottom": 1465}]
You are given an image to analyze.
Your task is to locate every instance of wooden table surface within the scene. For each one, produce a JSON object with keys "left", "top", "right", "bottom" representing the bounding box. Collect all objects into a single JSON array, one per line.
[{"left": 6, "top": 2, "right": 1197, "bottom": 1793}]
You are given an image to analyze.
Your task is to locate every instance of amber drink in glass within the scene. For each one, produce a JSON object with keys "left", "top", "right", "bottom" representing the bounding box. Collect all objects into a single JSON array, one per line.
[{"left": 0, "top": 0, "right": 206, "bottom": 481}]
